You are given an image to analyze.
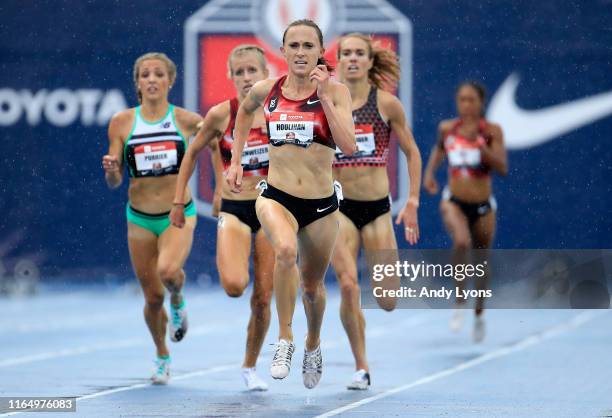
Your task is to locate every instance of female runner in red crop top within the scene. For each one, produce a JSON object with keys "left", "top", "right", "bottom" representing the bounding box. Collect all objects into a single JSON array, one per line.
[
  {"left": 171, "top": 45, "right": 275, "bottom": 391},
  {"left": 424, "top": 81, "right": 507, "bottom": 342},
  {"left": 226, "top": 19, "right": 357, "bottom": 389}
]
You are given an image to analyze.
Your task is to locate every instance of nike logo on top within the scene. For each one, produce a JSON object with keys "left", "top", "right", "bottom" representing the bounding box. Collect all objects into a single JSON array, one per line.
[
  {"left": 487, "top": 73, "right": 612, "bottom": 150},
  {"left": 307, "top": 98, "right": 320, "bottom": 105},
  {"left": 316, "top": 205, "right": 333, "bottom": 213}
]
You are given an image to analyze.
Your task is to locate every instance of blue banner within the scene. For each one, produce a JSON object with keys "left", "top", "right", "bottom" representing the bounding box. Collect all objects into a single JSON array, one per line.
[{"left": 1, "top": 0, "right": 610, "bottom": 281}]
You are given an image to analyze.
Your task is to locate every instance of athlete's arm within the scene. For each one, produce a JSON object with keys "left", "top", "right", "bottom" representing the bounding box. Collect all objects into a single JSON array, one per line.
[
  {"left": 227, "top": 79, "right": 274, "bottom": 193},
  {"left": 423, "top": 121, "right": 449, "bottom": 195},
  {"left": 170, "top": 104, "right": 227, "bottom": 227},
  {"left": 175, "top": 107, "right": 205, "bottom": 138},
  {"left": 102, "top": 111, "right": 129, "bottom": 189},
  {"left": 311, "top": 66, "right": 356, "bottom": 155},
  {"left": 383, "top": 93, "right": 422, "bottom": 245},
  {"left": 479, "top": 123, "right": 508, "bottom": 176},
  {"left": 209, "top": 140, "right": 224, "bottom": 217}
]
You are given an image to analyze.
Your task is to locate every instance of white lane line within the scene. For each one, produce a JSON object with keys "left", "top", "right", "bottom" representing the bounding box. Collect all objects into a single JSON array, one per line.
[
  {"left": 314, "top": 310, "right": 607, "bottom": 418},
  {"left": 78, "top": 363, "right": 238, "bottom": 401},
  {"left": 0, "top": 363, "right": 239, "bottom": 417},
  {"left": 0, "top": 321, "right": 240, "bottom": 368},
  {"left": 0, "top": 296, "right": 349, "bottom": 367},
  {"left": 0, "top": 312, "right": 435, "bottom": 416}
]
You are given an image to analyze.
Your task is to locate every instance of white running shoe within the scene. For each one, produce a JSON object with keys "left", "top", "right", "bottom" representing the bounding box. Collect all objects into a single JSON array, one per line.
[
  {"left": 302, "top": 344, "right": 323, "bottom": 389},
  {"left": 270, "top": 339, "right": 295, "bottom": 379},
  {"left": 347, "top": 369, "right": 371, "bottom": 390},
  {"left": 473, "top": 315, "right": 486, "bottom": 343},
  {"left": 169, "top": 299, "right": 188, "bottom": 342},
  {"left": 151, "top": 356, "right": 170, "bottom": 385},
  {"left": 241, "top": 367, "right": 268, "bottom": 391},
  {"left": 449, "top": 308, "right": 465, "bottom": 332}
]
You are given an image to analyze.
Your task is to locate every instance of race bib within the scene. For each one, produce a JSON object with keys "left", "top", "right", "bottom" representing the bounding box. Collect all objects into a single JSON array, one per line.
[
  {"left": 269, "top": 112, "right": 315, "bottom": 147},
  {"left": 134, "top": 141, "right": 178, "bottom": 173},
  {"left": 336, "top": 124, "right": 375, "bottom": 159},
  {"left": 241, "top": 142, "right": 269, "bottom": 171},
  {"left": 448, "top": 148, "right": 481, "bottom": 167}
]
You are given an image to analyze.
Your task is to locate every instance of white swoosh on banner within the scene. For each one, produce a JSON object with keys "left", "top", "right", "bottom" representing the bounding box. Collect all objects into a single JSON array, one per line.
[{"left": 486, "top": 73, "right": 612, "bottom": 149}]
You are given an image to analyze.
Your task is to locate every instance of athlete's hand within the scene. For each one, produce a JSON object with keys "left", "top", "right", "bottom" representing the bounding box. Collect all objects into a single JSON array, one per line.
[
  {"left": 310, "top": 64, "right": 331, "bottom": 101},
  {"left": 396, "top": 199, "right": 420, "bottom": 245},
  {"left": 102, "top": 155, "right": 120, "bottom": 173},
  {"left": 225, "top": 162, "right": 243, "bottom": 193},
  {"left": 170, "top": 205, "right": 185, "bottom": 228},
  {"left": 424, "top": 173, "right": 439, "bottom": 195},
  {"left": 212, "top": 191, "right": 222, "bottom": 217}
]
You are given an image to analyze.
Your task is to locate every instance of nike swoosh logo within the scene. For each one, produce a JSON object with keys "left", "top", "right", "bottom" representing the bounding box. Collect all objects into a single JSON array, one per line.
[
  {"left": 307, "top": 98, "right": 320, "bottom": 105},
  {"left": 486, "top": 73, "right": 612, "bottom": 149},
  {"left": 316, "top": 205, "right": 333, "bottom": 213}
]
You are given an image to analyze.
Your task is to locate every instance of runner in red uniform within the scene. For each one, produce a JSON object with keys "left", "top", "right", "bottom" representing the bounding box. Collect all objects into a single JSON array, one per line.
[
  {"left": 226, "top": 19, "right": 357, "bottom": 389},
  {"left": 424, "top": 81, "right": 508, "bottom": 342},
  {"left": 171, "top": 45, "right": 274, "bottom": 390}
]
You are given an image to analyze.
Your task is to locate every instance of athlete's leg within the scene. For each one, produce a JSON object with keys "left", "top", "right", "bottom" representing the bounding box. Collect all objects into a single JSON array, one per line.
[
  {"left": 440, "top": 200, "right": 472, "bottom": 331},
  {"left": 440, "top": 200, "right": 472, "bottom": 302},
  {"left": 470, "top": 209, "right": 496, "bottom": 316},
  {"left": 157, "top": 216, "right": 197, "bottom": 306},
  {"left": 298, "top": 212, "right": 339, "bottom": 389},
  {"left": 298, "top": 213, "right": 339, "bottom": 351},
  {"left": 243, "top": 229, "right": 275, "bottom": 368},
  {"left": 216, "top": 213, "right": 252, "bottom": 297},
  {"left": 127, "top": 223, "right": 168, "bottom": 357},
  {"left": 331, "top": 212, "right": 367, "bottom": 371},
  {"left": 256, "top": 196, "right": 299, "bottom": 342},
  {"left": 361, "top": 212, "right": 400, "bottom": 312}
]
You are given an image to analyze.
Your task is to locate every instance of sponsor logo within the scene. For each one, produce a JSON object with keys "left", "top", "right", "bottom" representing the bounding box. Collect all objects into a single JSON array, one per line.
[
  {"left": 487, "top": 73, "right": 612, "bottom": 149},
  {"left": 306, "top": 98, "right": 320, "bottom": 105},
  {"left": 317, "top": 204, "right": 334, "bottom": 213},
  {"left": 161, "top": 121, "right": 171, "bottom": 129},
  {"left": 0, "top": 88, "right": 127, "bottom": 127}
]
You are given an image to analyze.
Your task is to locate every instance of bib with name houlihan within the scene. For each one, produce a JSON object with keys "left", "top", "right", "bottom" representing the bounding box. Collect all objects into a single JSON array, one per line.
[{"left": 264, "top": 75, "right": 335, "bottom": 150}]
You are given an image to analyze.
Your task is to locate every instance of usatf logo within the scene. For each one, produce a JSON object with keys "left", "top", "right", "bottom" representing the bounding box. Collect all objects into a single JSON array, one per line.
[{"left": 184, "top": 0, "right": 413, "bottom": 218}]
